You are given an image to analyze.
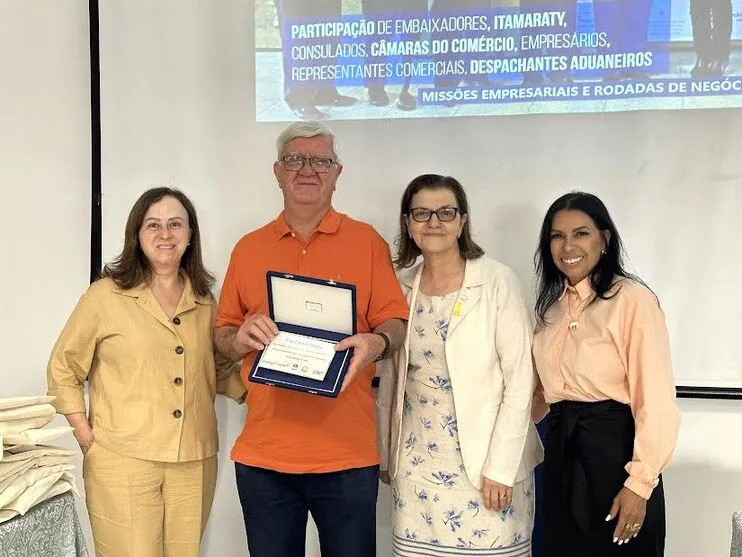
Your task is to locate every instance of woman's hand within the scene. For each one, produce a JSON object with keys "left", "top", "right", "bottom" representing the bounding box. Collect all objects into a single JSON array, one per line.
[
  {"left": 378, "top": 470, "right": 391, "bottom": 485},
  {"left": 481, "top": 476, "right": 512, "bottom": 512},
  {"left": 606, "top": 487, "right": 647, "bottom": 544},
  {"left": 66, "top": 412, "right": 94, "bottom": 455},
  {"left": 74, "top": 425, "right": 95, "bottom": 455}
]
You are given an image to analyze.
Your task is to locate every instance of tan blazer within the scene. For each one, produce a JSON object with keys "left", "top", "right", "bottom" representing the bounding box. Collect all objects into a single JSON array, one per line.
[
  {"left": 377, "top": 256, "right": 543, "bottom": 488},
  {"left": 47, "top": 276, "right": 245, "bottom": 462}
]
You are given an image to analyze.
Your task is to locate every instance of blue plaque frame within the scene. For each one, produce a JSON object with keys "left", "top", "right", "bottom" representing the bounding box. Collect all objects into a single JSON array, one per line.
[{"left": 248, "top": 271, "right": 357, "bottom": 398}]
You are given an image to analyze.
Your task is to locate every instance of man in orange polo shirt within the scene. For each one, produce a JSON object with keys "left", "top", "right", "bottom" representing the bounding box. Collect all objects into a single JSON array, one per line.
[{"left": 214, "top": 121, "right": 408, "bottom": 557}]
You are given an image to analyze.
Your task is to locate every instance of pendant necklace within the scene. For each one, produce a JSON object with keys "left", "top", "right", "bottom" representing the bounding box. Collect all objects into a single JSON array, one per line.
[{"left": 567, "top": 297, "right": 590, "bottom": 331}]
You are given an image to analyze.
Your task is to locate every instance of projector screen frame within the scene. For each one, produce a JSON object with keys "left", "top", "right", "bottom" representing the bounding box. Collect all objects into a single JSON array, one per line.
[{"left": 675, "top": 386, "right": 742, "bottom": 400}]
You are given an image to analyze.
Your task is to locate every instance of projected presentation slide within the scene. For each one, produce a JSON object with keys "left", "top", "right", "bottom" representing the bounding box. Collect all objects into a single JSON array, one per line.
[{"left": 255, "top": 0, "right": 742, "bottom": 121}]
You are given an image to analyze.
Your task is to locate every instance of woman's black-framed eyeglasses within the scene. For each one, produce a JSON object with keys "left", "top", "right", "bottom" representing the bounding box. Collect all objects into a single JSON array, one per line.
[{"left": 408, "top": 207, "right": 460, "bottom": 222}]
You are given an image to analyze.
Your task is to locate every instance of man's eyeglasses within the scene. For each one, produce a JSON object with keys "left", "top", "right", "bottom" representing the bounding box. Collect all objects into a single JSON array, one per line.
[
  {"left": 408, "top": 207, "right": 460, "bottom": 222},
  {"left": 279, "top": 155, "right": 336, "bottom": 173}
]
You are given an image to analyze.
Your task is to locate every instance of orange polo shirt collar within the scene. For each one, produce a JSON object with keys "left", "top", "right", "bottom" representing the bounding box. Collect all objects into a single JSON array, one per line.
[{"left": 270, "top": 207, "right": 343, "bottom": 239}]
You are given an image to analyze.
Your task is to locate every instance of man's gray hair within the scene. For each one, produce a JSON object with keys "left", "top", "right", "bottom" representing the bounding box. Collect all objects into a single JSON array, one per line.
[{"left": 276, "top": 121, "right": 343, "bottom": 164}]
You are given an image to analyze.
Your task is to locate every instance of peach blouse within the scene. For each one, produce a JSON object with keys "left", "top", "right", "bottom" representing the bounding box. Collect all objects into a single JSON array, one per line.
[{"left": 532, "top": 277, "right": 680, "bottom": 499}]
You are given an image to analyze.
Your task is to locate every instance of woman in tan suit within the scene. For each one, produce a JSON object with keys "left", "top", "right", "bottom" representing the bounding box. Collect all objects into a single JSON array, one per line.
[{"left": 47, "top": 187, "right": 244, "bottom": 557}]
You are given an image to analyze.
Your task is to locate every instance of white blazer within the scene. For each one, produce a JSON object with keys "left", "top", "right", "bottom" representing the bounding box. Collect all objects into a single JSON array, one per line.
[{"left": 377, "top": 256, "right": 544, "bottom": 489}]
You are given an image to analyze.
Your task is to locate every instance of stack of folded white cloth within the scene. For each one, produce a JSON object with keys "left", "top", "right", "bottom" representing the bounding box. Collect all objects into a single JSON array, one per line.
[{"left": 0, "top": 395, "right": 77, "bottom": 524}]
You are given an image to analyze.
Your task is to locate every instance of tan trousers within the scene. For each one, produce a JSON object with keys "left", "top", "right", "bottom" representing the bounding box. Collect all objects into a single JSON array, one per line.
[{"left": 83, "top": 442, "right": 217, "bottom": 557}]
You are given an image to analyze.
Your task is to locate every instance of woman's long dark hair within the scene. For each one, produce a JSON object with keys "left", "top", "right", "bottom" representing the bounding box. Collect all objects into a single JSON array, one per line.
[
  {"left": 394, "top": 174, "right": 484, "bottom": 267},
  {"left": 100, "top": 187, "right": 215, "bottom": 297},
  {"left": 535, "top": 191, "right": 644, "bottom": 322}
]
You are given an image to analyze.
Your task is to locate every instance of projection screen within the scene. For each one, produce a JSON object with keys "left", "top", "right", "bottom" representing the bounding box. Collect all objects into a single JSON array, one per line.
[{"left": 256, "top": 0, "right": 742, "bottom": 121}]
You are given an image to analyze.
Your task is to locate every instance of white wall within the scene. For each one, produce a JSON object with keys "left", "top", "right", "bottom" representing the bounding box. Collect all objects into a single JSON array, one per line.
[
  {"left": 665, "top": 399, "right": 742, "bottom": 556},
  {"left": 0, "top": 0, "right": 92, "bottom": 546},
  {"left": 2, "top": 1, "right": 741, "bottom": 556}
]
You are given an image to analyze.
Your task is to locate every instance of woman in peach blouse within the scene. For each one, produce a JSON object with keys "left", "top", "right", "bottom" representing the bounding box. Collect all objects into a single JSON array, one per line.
[{"left": 532, "top": 192, "right": 680, "bottom": 556}]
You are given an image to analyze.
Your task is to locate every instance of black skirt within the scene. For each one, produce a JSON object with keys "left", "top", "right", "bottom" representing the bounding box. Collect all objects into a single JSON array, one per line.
[{"left": 542, "top": 400, "right": 666, "bottom": 557}]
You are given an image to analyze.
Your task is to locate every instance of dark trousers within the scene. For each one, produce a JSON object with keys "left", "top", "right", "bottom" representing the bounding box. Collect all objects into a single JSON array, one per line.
[
  {"left": 235, "top": 463, "right": 379, "bottom": 557},
  {"left": 542, "top": 401, "right": 666, "bottom": 557},
  {"left": 275, "top": 0, "right": 342, "bottom": 108},
  {"left": 690, "top": 0, "right": 733, "bottom": 62}
]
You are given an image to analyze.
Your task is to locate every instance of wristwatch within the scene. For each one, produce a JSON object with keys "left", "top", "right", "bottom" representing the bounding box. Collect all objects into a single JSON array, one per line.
[{"left": 373, "top": 332, "right": 390, "bottom": 363}]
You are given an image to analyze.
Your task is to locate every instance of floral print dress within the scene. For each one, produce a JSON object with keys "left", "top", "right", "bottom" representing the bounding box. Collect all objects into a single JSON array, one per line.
[{"left": 392, "top": 292, "right": 535, "bottom": 557}]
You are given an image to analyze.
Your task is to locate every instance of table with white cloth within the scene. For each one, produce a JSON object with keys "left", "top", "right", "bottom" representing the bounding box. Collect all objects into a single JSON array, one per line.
[{"left": 0, "top": 491, "right": 89, "bottom": 557}]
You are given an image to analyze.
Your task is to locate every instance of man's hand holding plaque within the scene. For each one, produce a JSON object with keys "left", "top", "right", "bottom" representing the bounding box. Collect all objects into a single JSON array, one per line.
[
  {"left": 334, "top": 333, "right": 386, "bottom": 393},
  {"left": 234, "top": 313, "right": 279, "bottom": 353}
]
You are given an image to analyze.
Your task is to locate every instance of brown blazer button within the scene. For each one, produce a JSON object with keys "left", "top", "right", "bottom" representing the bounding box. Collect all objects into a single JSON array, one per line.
[
  {"left": 175, "top": 346, "right": 184, "bottom": 355},
  {"left": 174, "top": 377, "right": 183, "bottom": 386},
  {"left": 172, "top": 409, "right": 182, "bottom": 418},
  {"left": 172, "top": 317, "right": 181, "bottom": 325}
]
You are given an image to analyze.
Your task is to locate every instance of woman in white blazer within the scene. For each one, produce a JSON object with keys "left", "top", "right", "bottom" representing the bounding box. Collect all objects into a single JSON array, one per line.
[{"left": 377, "top": 174, "right": 543, "bottom": 557}]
